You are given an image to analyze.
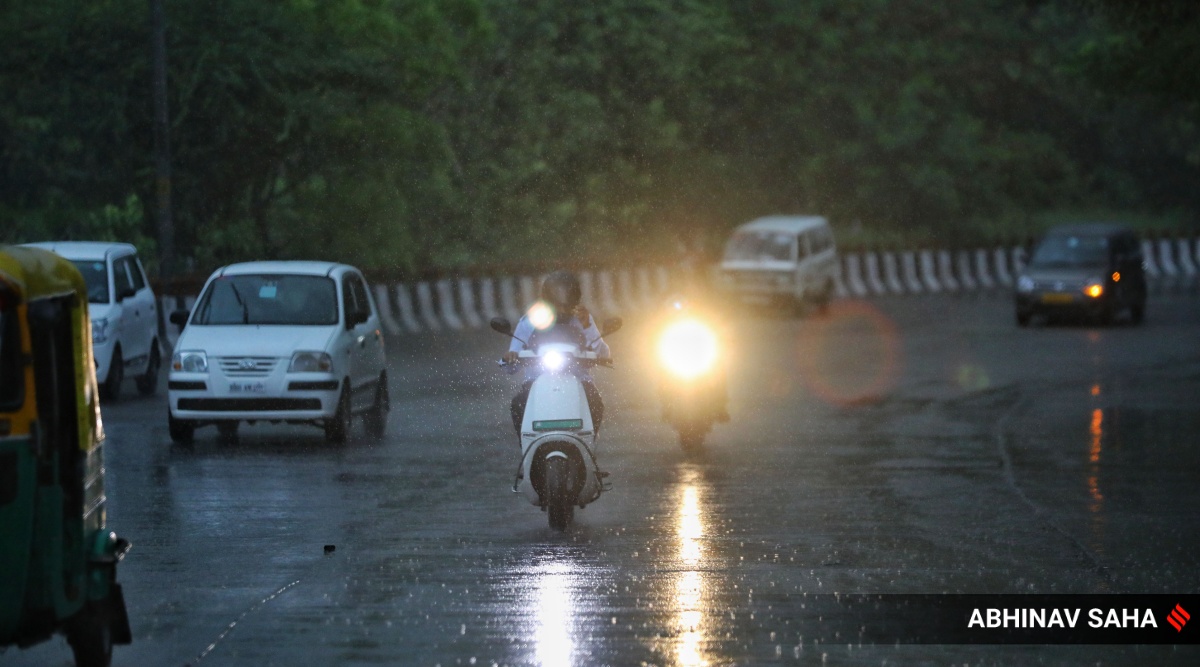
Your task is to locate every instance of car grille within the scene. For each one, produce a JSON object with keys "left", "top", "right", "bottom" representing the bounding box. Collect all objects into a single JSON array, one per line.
[
  {"left": 217, "top": 356, "right": 279, "bottom": 377},
  {"left": 177, "top": 398, "right": 321, "bottom": 411}
]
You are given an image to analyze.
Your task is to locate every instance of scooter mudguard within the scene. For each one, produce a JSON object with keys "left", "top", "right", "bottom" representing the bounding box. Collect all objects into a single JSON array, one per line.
[{"left": 520, "top": 374, "right": 594, "bottom": 435}]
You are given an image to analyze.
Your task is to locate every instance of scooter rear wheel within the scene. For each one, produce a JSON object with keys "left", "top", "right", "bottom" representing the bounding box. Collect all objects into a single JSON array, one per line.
[{"left": 544, "top": 457, "right": 574, "bottom": 531}]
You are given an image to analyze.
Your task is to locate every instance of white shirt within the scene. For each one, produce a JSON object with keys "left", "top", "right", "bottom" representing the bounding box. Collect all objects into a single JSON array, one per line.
[{"left": 508, "top": 314, "right": 610, "bottom": 381}]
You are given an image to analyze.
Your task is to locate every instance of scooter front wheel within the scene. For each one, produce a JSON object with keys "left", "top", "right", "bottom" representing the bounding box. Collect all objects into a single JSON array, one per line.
[
  {"left": 544, "top": 456, "right": 574, "bottom": 531},
  {"left": 678, "top": 420, "right": 710, "bottom": 453}
]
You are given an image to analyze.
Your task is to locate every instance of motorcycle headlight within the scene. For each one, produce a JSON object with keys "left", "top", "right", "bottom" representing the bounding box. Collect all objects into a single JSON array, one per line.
[
  {"left": 542, "top": 350, "right": 567, "bottom": 371},
  {"left": 658, "top": 319, "right": 718, "bottom": 379},
  {"left": 1084, "top": 280, "right": 1104, "bottom": 298},
  {"left": 1016, "top": 276, "right": 1035, "bottom": 293},
  {"left": 172, "top": 350, "right": 208, "bottom": 373},
  {"left": 91, "top": 318, "right": 111, "bottom": 344},
  {"left": 289, "top": 351, "right": 333, "bottom": 373}
]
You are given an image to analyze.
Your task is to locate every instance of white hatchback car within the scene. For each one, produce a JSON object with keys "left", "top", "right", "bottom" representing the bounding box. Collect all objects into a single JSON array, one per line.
[
  {"left": 167, "top": 261, "right": 388, "bottom": 444},
  {"left": 22, "top": 241, "right": 161, "bottom": 400}
]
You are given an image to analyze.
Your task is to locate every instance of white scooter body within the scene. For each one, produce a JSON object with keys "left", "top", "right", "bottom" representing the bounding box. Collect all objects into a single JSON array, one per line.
[{"left": 515, "top": 344, "right": 606, "bottom": 509}]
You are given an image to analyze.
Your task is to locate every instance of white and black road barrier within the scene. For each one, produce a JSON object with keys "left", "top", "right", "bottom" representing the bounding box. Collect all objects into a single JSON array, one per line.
[{"left": 158, "top": 238, "right": 1199, "bottom": 346}]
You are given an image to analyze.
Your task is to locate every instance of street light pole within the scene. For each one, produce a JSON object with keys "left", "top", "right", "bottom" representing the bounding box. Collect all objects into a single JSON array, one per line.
[{"left": 151, "top": 0, "right": 174, "bottom": 283}]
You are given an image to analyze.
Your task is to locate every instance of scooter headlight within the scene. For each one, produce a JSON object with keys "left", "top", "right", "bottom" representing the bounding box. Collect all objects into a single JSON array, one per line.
[
  {"left": 542, "top": 350, "right": 567, "bottom": 371},
  {"left": 658, "top": 319, "right": 718, "bottom": 379}
]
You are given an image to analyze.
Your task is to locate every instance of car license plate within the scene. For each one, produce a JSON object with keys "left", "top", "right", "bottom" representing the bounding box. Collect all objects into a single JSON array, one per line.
[
  {"left": 1041, "top": 293, "right": 1074, "bottom": 304},
  {"left": 229, "top": 381, "right": 266, "bottom": 394}
]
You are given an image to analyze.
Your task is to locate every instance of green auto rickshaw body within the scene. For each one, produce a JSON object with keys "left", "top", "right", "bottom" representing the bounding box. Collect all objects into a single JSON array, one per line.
[{"left": 0, "top": 245, "right": 131, "bottom": 664}]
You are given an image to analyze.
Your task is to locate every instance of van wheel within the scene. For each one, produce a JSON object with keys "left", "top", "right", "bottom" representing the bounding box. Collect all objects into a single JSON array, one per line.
[
  {"left": 216, "top": 421, "right": 239, "bottom": 443},
  {"left": 168, "top": 412, "right": 194, "bottom": 444},
  {"left": 812, "top": 281, "right": 833, "bottom": 315},
  {"left": 67, "top": 607, "right": 112, "bottom": 667},
  {"left": 136, "top": 343, "right": 160, "bottom": 396},
  {"left": 325, "top": 386, "right": 352, "bottom": 444},
  {"left": 101, "top": 348, "right": 123, "bottom": 402},
  {"left": 364, "top": 376, "right": 389, "bottom": 440}
]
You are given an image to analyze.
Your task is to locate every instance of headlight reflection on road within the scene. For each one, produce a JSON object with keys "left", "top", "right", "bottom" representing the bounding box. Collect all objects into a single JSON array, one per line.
[
  {"left": 1086, "top": 403, "right": 1106, "bottom": 554},
  {"left": 534, "top": 560, "right": 576, "bottom": 667},
  {"left": 675, "top": 466, "right": 711, "bottom": 666}
]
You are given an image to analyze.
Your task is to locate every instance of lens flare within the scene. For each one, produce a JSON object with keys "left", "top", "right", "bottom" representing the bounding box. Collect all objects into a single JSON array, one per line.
[
  {"left": 528, "top": 300, "right": 555, "bottom": 330},
  {"left": 658, "top": 319, "right": 719, "bottom": 379}
]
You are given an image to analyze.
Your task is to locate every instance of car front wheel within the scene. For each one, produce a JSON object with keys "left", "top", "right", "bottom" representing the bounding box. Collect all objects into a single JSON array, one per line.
[{"left": 324, "top": 386, "right": 352, "bottom": 444}]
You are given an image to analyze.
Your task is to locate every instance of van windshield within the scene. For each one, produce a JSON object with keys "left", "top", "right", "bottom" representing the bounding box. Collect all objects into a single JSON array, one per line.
[
  {"left": 192, "top": 274, "right": 338, "bottom": 325},
  {"left": 1029, "top": 235, "right": 1109, "bottom": 269},
  {"left": 70, "top": 260, "right": 110, "bottom": 304},
  {"left": 723, "top": 231, "right": 795, "bottom": 262}
]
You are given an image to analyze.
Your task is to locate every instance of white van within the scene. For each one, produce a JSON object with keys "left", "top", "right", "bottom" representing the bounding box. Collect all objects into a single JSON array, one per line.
[
  {"left": 718, "top": 216, "right": 838, "bottom": 311},
  {"left": 22, "top": 241, "right": 161, "bottom": 399}
]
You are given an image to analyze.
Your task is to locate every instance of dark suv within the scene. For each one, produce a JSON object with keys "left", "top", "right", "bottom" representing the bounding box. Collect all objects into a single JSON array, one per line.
[{"left": 1014, "top": 223, "right": 1147, "bottom": 326}]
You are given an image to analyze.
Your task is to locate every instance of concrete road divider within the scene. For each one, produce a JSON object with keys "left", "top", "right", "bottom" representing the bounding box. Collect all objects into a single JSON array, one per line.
[{"left": 157, "top": 236, "right": 1198, "bottom": 341}]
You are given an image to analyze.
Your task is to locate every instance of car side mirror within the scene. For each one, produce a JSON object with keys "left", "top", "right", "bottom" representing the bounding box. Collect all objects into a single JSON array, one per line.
[
  {"left": 169, "top": 309, "right": 189, "bottom": 326},
  {"left": 345, "top": 310, "right": 367, "bottom": 329},
  {"left": 117, "top": 287, "right": 137, "bottom": 302},
  {"left": 601, "top": 317, "right": 622, "bottom": 336},
  {"left": 489, "top": 317, "right": 512, "bottom": 335}
]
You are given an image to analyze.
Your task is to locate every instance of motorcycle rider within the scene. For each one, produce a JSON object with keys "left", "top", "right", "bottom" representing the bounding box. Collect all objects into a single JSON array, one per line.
[
  {"left": 656, "top": 293, "right": 730, "bottom": 423},
  {"left": 502, "top": 270, "right": 610, "bottom": 435}
]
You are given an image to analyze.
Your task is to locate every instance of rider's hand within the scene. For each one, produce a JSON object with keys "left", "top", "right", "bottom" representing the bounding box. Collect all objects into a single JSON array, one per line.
[
  {"left": 574, "top": 305, "right": 592, "bottom": 328},
  {"left": 502, "top": 350, "right": 519, "bottom": 364}
]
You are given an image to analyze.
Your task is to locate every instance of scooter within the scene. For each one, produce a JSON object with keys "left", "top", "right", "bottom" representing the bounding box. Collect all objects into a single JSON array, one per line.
[
  {"left": 655, "top": 308, "right": 728, "bottom": 452},
  {"left": 490, "top": 315, "right": 622, "bottom": 531}
]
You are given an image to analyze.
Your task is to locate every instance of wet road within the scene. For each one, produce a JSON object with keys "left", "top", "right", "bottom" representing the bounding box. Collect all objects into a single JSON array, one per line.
[{"left": 6, "top": 293, "right": 1200, "bottom": 666}]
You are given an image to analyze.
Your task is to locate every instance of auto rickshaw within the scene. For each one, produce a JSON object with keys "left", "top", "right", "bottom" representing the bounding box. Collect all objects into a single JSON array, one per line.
[{"left": 0, "top": 246, "right": 131, "bottom": 666}]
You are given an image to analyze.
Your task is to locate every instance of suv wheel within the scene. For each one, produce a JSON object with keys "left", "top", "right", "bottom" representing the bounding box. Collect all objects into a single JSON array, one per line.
[
  {"left": 168, "top": 411, "right": 194, "bottom": 444},
  {"left": 136, "top": 343, "right": 160, "bottom": 395},
  {"left": 324, "top": 386, "right": 352, "bottom": 444},
  {"left": 101, "top": 348, "right": 123, "bottom": 402}
]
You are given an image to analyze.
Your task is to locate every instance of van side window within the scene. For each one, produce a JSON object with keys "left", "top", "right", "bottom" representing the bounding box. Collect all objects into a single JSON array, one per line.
[
  {"left": 796, "top": 233, "right": 810, "bottom": 260},
  {"left": 342, "top": 277, "right": 359, "bottom": 322},
  {"left": 126, "top": 257, "right": 147, "bottom": 292},
  {"left": 113, "top": 257, "right": 135, "bottom": 298},
  {"left": 349, "top": 275, "right": 371, "bottom": 320}
]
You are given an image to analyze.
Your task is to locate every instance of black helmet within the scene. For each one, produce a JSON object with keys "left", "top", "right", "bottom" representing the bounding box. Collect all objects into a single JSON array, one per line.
[{"left": 540, "top": 270, "right": 581, "bottom": 313}]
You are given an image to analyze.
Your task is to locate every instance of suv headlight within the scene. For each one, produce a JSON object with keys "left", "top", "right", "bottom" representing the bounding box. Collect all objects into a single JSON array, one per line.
[
  {"left": 172, "top": 350, "right": 208, "bottom": 373},
  {"left": 91, "top": 318, "right": 111, "bottom": 344},
  {"left": 289, "top": 351, "right": 333, "bottom": 373},
  {"left": 1016, "top": 276, "right": 1035, "bottom": 293},
  {"left": 1084, "top": 279, "right": 1104, "bottom": 298}
]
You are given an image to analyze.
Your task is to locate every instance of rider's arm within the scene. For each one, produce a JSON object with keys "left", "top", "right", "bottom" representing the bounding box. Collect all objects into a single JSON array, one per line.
[
  {"left": 509, "top": 316, "right": 534, "bottom": 353},
  {"left": 581, "top": 317, "right": 610, "bottom": 359}
]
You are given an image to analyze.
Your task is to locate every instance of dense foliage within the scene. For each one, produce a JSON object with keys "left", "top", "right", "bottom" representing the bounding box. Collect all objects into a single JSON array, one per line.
[{"left": 1, "top": 0, "right": 1195, "bottom": 276}]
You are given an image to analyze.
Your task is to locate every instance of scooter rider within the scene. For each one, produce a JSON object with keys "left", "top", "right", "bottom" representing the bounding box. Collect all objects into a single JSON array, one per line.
[{"left": 502, "top": 270, "right": 610, "bottom": 435}]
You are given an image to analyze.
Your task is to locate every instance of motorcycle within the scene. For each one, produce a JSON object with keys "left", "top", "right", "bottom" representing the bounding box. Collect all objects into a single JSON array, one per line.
[
  {"left": 490, "top": 314, "right": 622, "bottom": 531},
  {"left": 655, "top": 303, "right": 728, "bottom": 452}
]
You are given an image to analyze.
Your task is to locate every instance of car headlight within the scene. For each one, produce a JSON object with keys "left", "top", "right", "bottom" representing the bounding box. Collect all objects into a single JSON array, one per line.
[
  {"left": 1016, "top": 276, "right": 1035, "bottom": 293},
  {"left": 172, "top": 350, "right": 208, "bottom": 373},
  {"left": 1084, "top": 279, "right": 1104, "bottom": 298},
  {"left": 91, "top": 318, "right": 111, "bottom": 344},
  {"left": 542, "top": 350, "right": 568, "bottom": 371},
  {"left": 289, "top": 351, "right": 333, "bottom": 373},
  {"left": 658, "top": 319, "right": 718, "bottom": 379}
]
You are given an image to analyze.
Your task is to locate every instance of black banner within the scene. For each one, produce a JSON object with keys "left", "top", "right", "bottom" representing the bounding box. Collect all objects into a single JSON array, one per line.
[{"left": 781, "top": 594, "right": 1196, "bottom": 644}]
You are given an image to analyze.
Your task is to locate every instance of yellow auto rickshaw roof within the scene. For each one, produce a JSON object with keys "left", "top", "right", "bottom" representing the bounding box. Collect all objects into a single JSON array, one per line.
[{"left": 0, "top": 245, "right": 88, "bottom": 304}]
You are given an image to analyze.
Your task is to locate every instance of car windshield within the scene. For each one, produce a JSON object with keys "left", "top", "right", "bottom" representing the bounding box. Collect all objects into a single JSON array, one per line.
[
  {"left": 191, "top": 274, "right": 337, "bottom": 325},
  {"left": 0, "top": 306, "right": 21, "bottom": 409},
  {"left": 1029, "top": 234, "right": 1110, "bottom": 268},
  {"left": 723, "top": 231, "right": 795, "bottom": 262},
  {"left": 70, "top": 259, "right": 110, "bottom": 304}
]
